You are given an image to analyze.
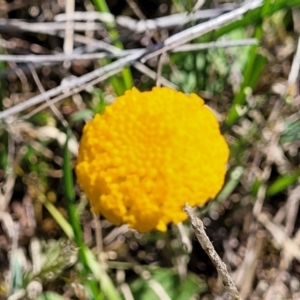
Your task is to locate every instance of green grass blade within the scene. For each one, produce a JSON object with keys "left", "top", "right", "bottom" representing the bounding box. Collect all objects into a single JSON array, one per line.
[
  {"left": 226, "top": 50, "right": 267, "bottom": 126},
  {"left": 36, "top": 292, "right": 66, "bottom": 300},
  {"left": 211, "top": 0, "right": 300, "bottom": 126},
  {"left": 82, "top": 246, "right": 123, "bottom": 300},
  {"left": 63, "top": 130, "right": 84, "bottom": 246},
  {"left": 10, "top": 253, "right": 23, "bottom": 292},
  {"left": 225, "top": 1, "right": 267, "bottom": 127},
  {"left": 211, "top": 0, "right": 300, "bottom": 41},
  {"left": 266, "top": 169, "right": 300, "bottom": 197},
  {"left": 41, "top": 196, "right": 74, "bottom": 239},
  {"left": 63, "top": 130, "right": 121, "bottom": 300},
  {"left": 216, "top": 166, "right": 244, "bottom": 203},
  {"left": 0, "top": 43, "right": 8, "bottom": 172},
  {"left": 93, "top": 89, "right": 107, "bottom": 115},
  {"left": 92, "top": 0, "right": 133, "bottom": 93}
]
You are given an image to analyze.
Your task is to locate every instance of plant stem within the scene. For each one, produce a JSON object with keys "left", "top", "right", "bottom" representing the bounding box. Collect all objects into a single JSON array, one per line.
[{"left": 184, "top": 204, "right": 242, "bottom": 300}]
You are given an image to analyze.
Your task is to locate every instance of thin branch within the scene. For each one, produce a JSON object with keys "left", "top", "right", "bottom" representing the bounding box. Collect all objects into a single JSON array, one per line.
[
  {"left": 156, "top": 52, "right": 167, "bottom": 87},
  {"left": 166, "top": 0, "right": 262, "bottom": 46},
  {"left": 0, "top": 6, "right": 239, "bottom": 35},
  {"left": 191, "top": 0, "right": 206, "bottom": 13},
  {"left": 141, "top": 0, "right": 263, "bottom": 62},
  {"left": 0, "top": 19, "right": 104, "bottom": 33},
  {"left": 176, "top": 222, "right": 192, "bottom": 253},
  {"left": 125, "top": 0, "right": 146, "bottom": 20},
  {"left": 0, "top": 39, "right": 258, "bottom": 63},
  {"left": 133, "top": 62, "right": 178, "bottom": 89},
  {"left": 54, "top": 11, "right": 114, "bottom": 23},
  {"left": 28, "top": 64, "right": 69, "bottom": 128},
  {"left": 0, "top": 27, "right": 121, "bottom": 58},
  {"left": 63, "top": 0, "right": 75, "bottom": 56},
  {"left": 19, "top": 60, "right": 135, "bottom": 121},
  {"left": 54, "top": 5, "right": 236, "bottom": 33},
  {"left": 0, "top": 1, "right": 262, "bottom": 120},
  {"left": 172, "top": 38, "right": 258, "bottom": 52},
  {"left": 184, "top": 204, "right": 242, "bottom": 300},
  {"left": 0, "top": 49, "right": 145, "bottom": 120},
  {"left": 23, "top": 61, "right": 178, "bottom": 120},
  {"left": 287, "top": 36, "right": 300, "bottom": 86},
  {"left": 0, "top": 53, "right": 113, "bottom": 62},
  {"left": 234, "top": 185, "right": 266, "bottom": 293}
]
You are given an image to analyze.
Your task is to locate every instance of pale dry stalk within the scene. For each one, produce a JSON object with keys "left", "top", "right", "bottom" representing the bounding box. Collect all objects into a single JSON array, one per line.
[{"left": 184, "top": 204, "right": 242, "bottom": 300}]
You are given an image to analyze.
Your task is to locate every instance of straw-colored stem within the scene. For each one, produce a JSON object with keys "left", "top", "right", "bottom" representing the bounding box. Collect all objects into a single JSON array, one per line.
[{"left": 184, "top": 204, "right": 242, "bottom": 300}]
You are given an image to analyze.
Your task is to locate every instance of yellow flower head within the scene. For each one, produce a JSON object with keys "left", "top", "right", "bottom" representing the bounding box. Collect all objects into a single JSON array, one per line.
[{"left": 76, "top": 87, "right": 229, "bottom": 232}]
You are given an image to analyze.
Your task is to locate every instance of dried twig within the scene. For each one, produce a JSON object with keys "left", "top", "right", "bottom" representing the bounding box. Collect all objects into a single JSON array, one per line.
[
  {"left": 63, "top": 0, "right": 75, "bottom": 56},
  {"left": 286, "top": 36, "right": 300, "bottom": 98},
  {"left": 184, "top": 204, "right": 242, "bottom": 300},
  {"left": 156, "top": 52, "right": 167, "bottom": 87},
  {"left": 133, "top": 62, "right": 178, "bottom": 89},
  {"left": 172, "top": 38, "right": 258, "bottom": 52},
  {"left": 0, "top": 53, "right": 111, "bottom": 62},
  {"left": 141, "top": 0, "right": 263, "bottom": 62},
  {"left": 125, "top": 0, "right": 146, "bottom": 20},
  {"left": 258, "top": 212, "right": 300, "bottom": 263},
  {"left": 285, "top": 186, "right": 300, "bottom": 237},
  {"left": 234, "top": 184, "right": 267, "bottom": 297},
  {"left": 54, "top": 6, "right": 236, "bottom": 32},
  {"left": 287, "top": 36, "right": 300, "bottom": 86},
  {"left": 0, "top": 49, "right": 145, "bottom": 120},
  {"left": 0, "top": 39, "right": 257, "bottom": 63},
  {"left": 0, "top": 18, "right": 104, "bottom": 32},
  {"left": 19, "top": 60, "right": 177, "bottom": 120},
  {"left": 18, "top": 65, "right": 129, "bottom": 121},
  {"left": 259, "top": 209, "right": 300, "bottom": 299},
  {"left": 0, "top": 1, "right": 263, "bottom": 121},
  {"left": 28, "top": 64, "right": 69, "bottom": 128}
]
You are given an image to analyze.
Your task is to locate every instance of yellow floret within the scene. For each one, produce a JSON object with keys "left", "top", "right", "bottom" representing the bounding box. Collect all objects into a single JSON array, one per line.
[{"left": 76, "top": 87, "right": 229, "bottom": 232}]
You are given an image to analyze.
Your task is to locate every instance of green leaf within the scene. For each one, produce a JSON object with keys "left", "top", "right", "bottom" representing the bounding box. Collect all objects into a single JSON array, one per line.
[
  {"left": 226, "top": 52, "right": 268, "bottom": 126},
  {"left": 0, "top": 129, "right": 8, "bottom": 172},
  {"left": 93, "top": 89, "right": 107, "bottom": 115},
  {"left": 92, "top": 0, "right": 133, "bottom": 94},
  {"left": 0, "top": 44, "right": 5, "bottom": 112},
  {"left": 69, "top": 109, "right": 94, "bottom": 123},
  {"left": 41, "top": 196, "right": 74, "bottom": 239},
  {"left": 130, "top": 268, "right": 206, "bottom": 300},
  {"left": 81, "top": 246, "right": 122, "bottom": 300},
  {"left": 0, "top": 45, "right": 8, "bottom": 172},
  {"left": 280, "top": 119, "right": 300, "bottom": 144},
  {"left": 217, "top": 166, "right": 244, "bottom": 203},
  {"left": 225, "top": 12, "right": 266, "bottom": 126},
  {"left": 36, "top": 292, "right": 66, "bottom": 300},
  {"left": 63, "top": 130, "right": 83, "bottom": 245},
  {"left": 266, "top": 169, "right": 300, "bottom": 197},
  {"left": 211, "top": 0, "right": 300, "bottom": 41},
  {"left": 251, "top": 178, "right": 262, "bottom": 197},
  {"left": 27, "top": 112, "right": 52, "bottom": 126},
  {"left": 208, "top": 0, "right": 300, "bottom": 126},
  {"left": 10, "top": 254, "right": 23, "bottom": 292}
]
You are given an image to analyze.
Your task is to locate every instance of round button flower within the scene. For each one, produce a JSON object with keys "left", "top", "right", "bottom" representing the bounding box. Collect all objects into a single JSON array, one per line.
[{"left": 76, "top": 87, "right": 229, "bottom": 233}]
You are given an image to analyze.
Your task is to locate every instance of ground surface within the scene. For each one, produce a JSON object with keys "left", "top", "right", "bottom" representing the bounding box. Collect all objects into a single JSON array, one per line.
[{"left": 0, "top": 1, "right": 300, "bottom": 299}]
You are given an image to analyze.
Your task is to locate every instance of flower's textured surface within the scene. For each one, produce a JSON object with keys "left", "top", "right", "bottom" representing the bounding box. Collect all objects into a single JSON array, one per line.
[{"left": 76, "top": 87, "right": 229, "bottom": 232}]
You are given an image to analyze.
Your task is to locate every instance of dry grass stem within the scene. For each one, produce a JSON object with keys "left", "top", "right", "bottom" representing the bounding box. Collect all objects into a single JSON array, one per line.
[
  {"left": 0, "top": 49, "right": 145, "bottom": 120},
  {"left": 54, "top": 7, "right": 236, "bottom": 32},
  {"left": 0, "top": 1, "right": 263, "bottom": 120},
  {"left": 184, "top": 204, "right": 242, "bottom": 300},
  {"left": 288, "top": 36, "right": 300, "bottom": 86},
  {"left": 0, "top": 39, "right": 257, "bottom": 63},
  {"left": 141, "top": 0, "right": 263, "bottom": 61},
  {"left": 1, "top": 1, "right": 300, "bottom": 298}
]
